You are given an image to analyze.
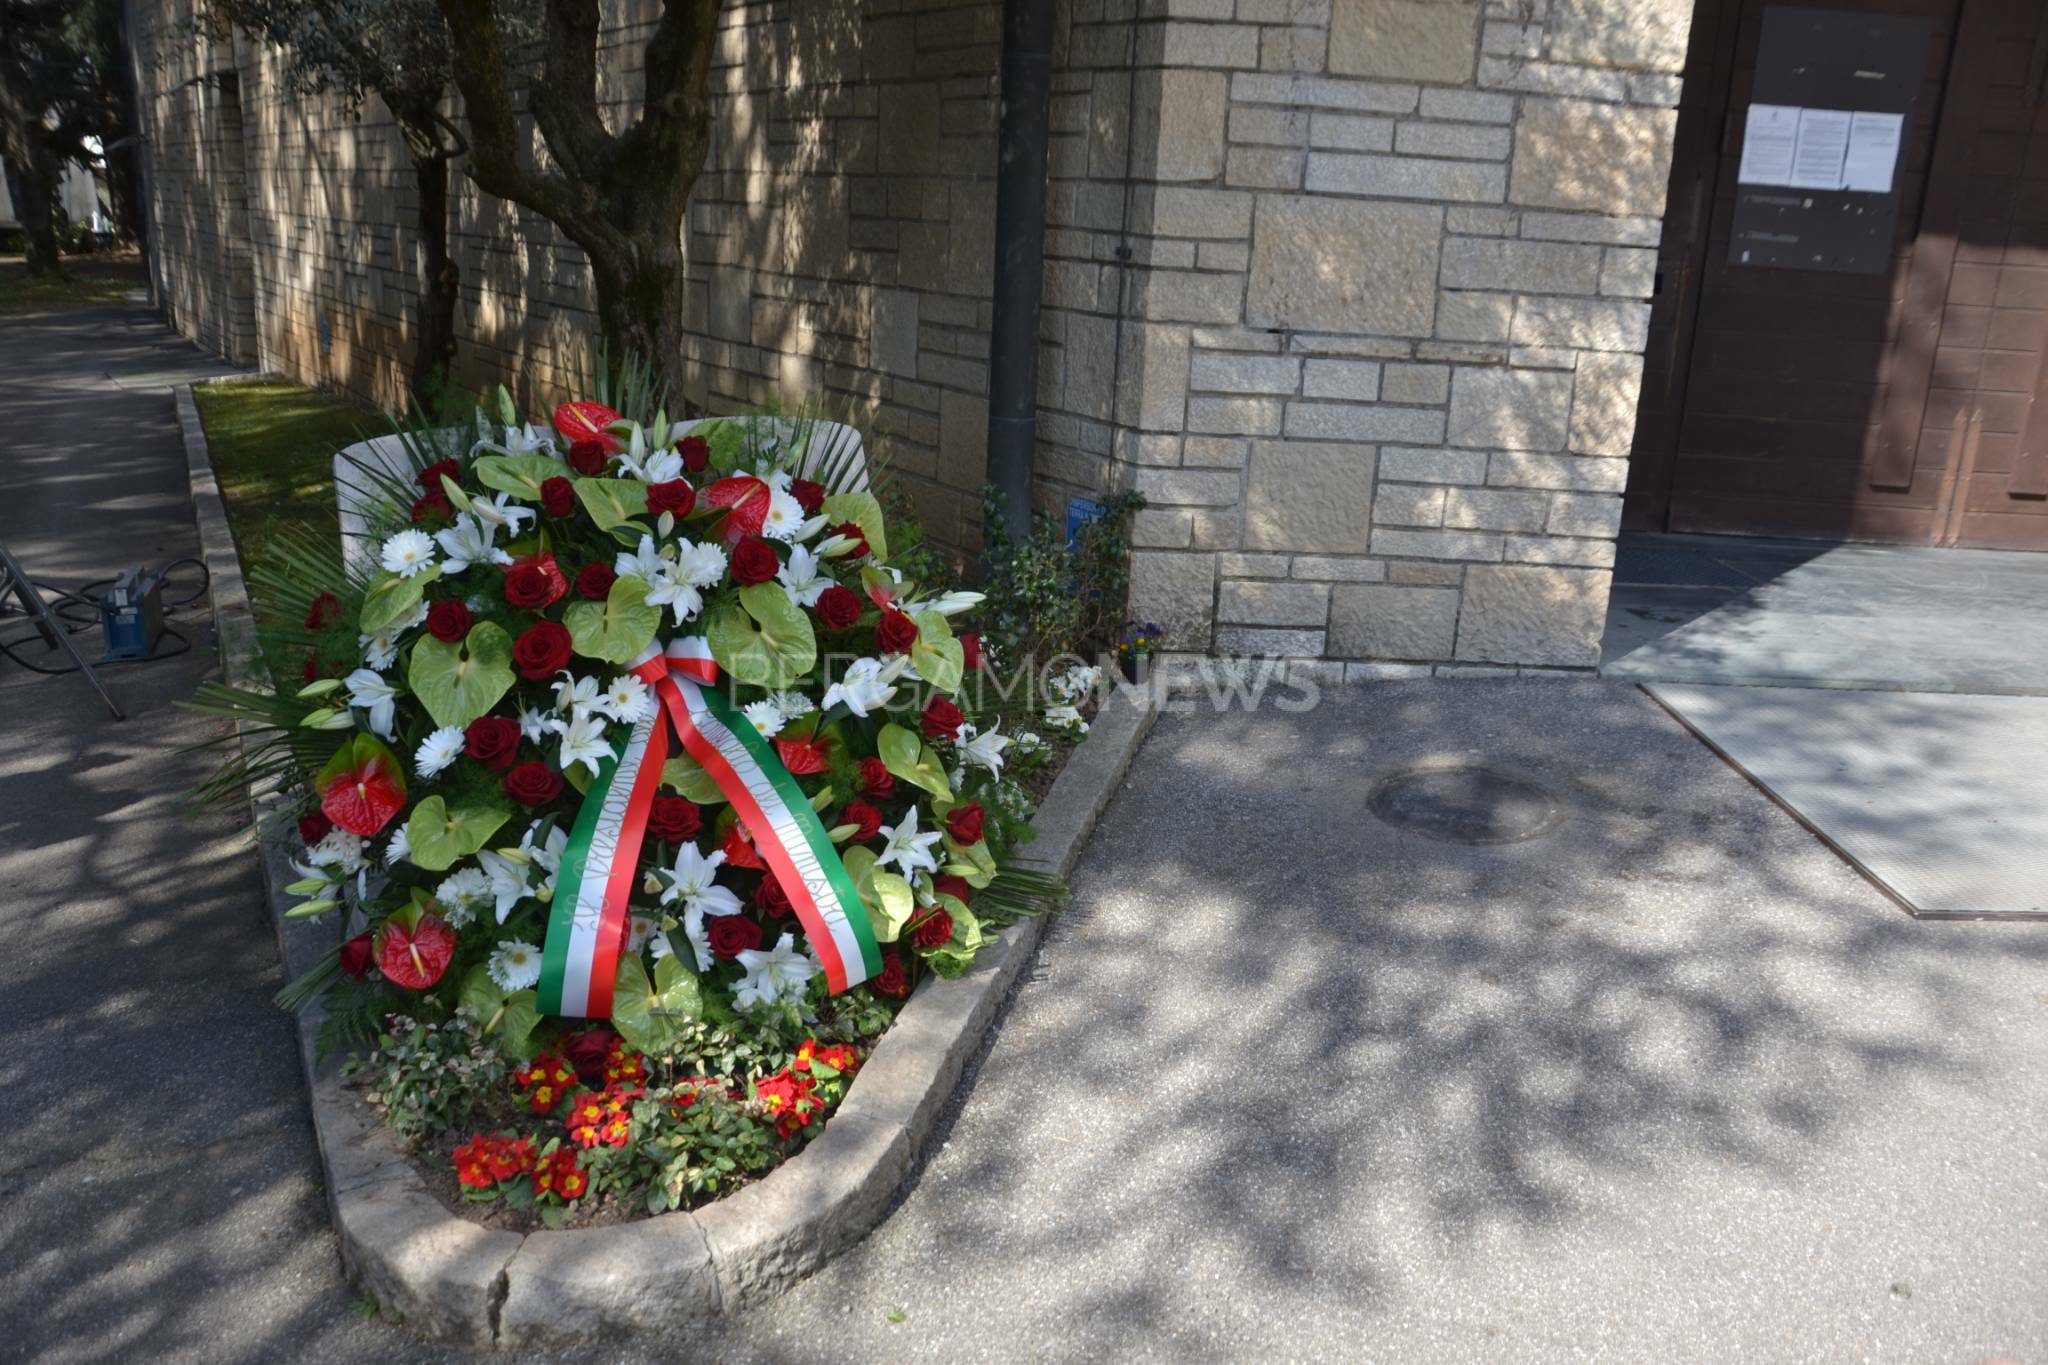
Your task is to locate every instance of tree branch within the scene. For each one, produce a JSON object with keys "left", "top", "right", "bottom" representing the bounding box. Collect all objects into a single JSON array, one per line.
[{"left": 527, "top": 0, "right": 612, "bottom": 186}]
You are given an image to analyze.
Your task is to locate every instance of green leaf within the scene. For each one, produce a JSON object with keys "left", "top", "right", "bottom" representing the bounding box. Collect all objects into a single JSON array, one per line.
[
  {"left": 877, "top": 723, "right": 952, "bottom": 798},
  {"left": 821, "top": 491, "right": 887, "bottom": 562},
  {"left": 611, "top": 954, "right": 703, "bottom": 1055},
  {"left": 694, "top": 419, "right": 748, "bottom": 474},
  {"left": 910, "top": 610, "right": 964, "bottom": 694},
  {"left": 563, "top": 574, "right": 662, "bottom": 664},
  {"left": 706, "top": 583, "right": 817, "bottom": 688},
  {"left": 866, "top": 871, "right": 914, "bottom": 943},
  {"left": 407, "top": 621, "right": 516, "bottom": 730},
  {"left": 660, "top": 754, "right": 727, "bottom": 805},
  {"left": 406, "top": 797, "right": 511, "bottom": 872},
  {"left": 936, "top": 893, "right": 983, "bottom": 952},
  {"left": 574, "top": 477, "right": 649, "bottom": 531},
  {"left": 472, "top": 454, "right": 564, "bottom": 502},
  {"left": 493, "top": 384, "right": 518, "bottom": 428},
  {"left": 458, "top": 966, "right": 540, "bottom": 1059},
  {"left": 944, "top": 835, "right": 998, "bottom": 888},
  {"left": 360, "top": 564, "right": 440, "bottom": 635}
]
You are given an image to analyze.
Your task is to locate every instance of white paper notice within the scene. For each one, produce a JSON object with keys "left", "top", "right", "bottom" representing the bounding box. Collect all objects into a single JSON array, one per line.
[
  {"left": 1842, "top": 111, "right": 1904, "bottom": 193},
  {"left": 1738, "top": 104, "right": 1801, "bottom": 186},
  {"left": 1789, "top": 108, "right": 1853, "bottom": 190}
]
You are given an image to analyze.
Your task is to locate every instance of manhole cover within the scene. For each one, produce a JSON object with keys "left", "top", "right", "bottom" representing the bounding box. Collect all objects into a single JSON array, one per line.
[{"left": 1367, "top": 764, "right": 1567, "bottom": 845}]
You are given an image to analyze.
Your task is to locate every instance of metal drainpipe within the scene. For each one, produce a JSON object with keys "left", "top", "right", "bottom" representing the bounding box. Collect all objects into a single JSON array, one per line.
[{"left": 985, "top": 0, "right": 1056, "bottom": 546}]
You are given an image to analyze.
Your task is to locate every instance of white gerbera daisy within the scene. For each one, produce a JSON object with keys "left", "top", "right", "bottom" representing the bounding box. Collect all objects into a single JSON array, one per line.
[
  {"left": 597, "top": 674, "right": 656, "bottom": 725},
  {"left": 414, "top": 725, "right": 466, "bottom": 778},
  {"left": 487, "top": 940, "right": 543, "bottom": 991},
  {"left": 435, "top": 867, "right": 493, "bottom": 928},
  {"left": 760, "top": 488, "right": 808, "bottom": 541},
  {"left": 742, "top": 699, "right": 785, "bottom": 739},
  {"left": 379, "top": 530, "right": 438, "bottom": 578}
]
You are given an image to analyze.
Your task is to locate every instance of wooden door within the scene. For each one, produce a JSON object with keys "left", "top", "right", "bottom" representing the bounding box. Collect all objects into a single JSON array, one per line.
[{"left": 1625, "top": 0, "right": 2048, "bottom": 550}]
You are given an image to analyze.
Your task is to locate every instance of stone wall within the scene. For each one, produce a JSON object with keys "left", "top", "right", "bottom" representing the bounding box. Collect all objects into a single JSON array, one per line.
[
  {"left": 126, "top": 0, "right": 1693, "bottom": 670},
  {"left": 1109, "top": 0, "right": 1692, "bottom": 676}
]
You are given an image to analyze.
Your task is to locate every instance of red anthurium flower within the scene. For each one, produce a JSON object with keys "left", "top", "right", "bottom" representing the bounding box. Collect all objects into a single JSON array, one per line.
[
  {"left": 552, "top": 400, "right": 622, "bottom": 451},
  {"left": 721, "top": 823, "right": 766, "bottom": 870},
  {"left": 774, "top": 734, "right": 831, "bottom": 775},
  {"left": 317, "top": 734, "right": 407, "bottom": 837},
  {"left": 700, "top": 475, "right": 771, "bottom": 544},
  {"left": 376, "top": 911, "right": 456, "bottom": 990}
]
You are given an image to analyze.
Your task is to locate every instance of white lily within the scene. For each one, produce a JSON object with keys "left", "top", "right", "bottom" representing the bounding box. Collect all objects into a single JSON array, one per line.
[
  {"left": 955, "top": 721, "right": 1011, "bottom": 778},
  {"left": 470, "top": 421, "right": 557, "bottom": 461},
  {"left": 822, "top": 655, "right": 911, "bottom": 718},
  {"left": 925, "top": 590, "right": 986, "bottom": 617},
  {"left": 733, "top": 932, "right": 817, "bottom": 1010},
  {"left": 343, "top": 668, "right": 400, "bottom": 739},
  {"left": 469, "top": 491, "right": 534, "bottom": 537},
  {"left": 614, "top": 534, "right": 668, "bottom": 582},
  {"left": 775, "top": 544, "right": 831, "bottom": 607},
  {"left": 674, "top": 539, "right": 728, "bottom": 589},
  {"left": 659, "top": 842, "right": 746, "bottom": 971},
  {"left": 521, "top": 821, "right": 570, "bottom": 900},
  {"left": 553, "top": 671, "right": 604, "bottom": 718},
  {"left": 476, "top": 848, "right": 536, "bottom": 923},
  {"left": 518, "top": 707, "right": 555, "bottom": 744},
  {"left": 617, "top": 429, "right": 684, "bottom": 484},
  {"left": 433, "top": 513, "right": 512, "bottom": 574},
  {"left": 379, "top": 530, "right": 437, "bottom": 579},
  {"left": 304, "top": 829, "right": 366, "bottom": 874},
  {"left": 876, "top": 804, "right": 943, "bottom": 878},
  {"left": 557, "top": 710, "right": 616, "bottom": 778}
]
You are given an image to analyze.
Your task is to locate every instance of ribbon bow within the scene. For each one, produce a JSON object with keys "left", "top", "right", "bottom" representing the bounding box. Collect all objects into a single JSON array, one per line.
[{"left": 537, "top": 638, "right": 880, "bottom": 1018}]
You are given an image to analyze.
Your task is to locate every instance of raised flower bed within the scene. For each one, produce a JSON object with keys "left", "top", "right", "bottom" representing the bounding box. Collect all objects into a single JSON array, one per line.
[{"left": 181, "top": 382, "right": 1150, "bottom": 1342}]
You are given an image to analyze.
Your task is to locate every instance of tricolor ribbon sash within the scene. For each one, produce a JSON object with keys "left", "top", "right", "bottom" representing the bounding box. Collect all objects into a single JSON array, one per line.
[{"left": 538, "top": 638, "right": 881, "bottom": 1018}]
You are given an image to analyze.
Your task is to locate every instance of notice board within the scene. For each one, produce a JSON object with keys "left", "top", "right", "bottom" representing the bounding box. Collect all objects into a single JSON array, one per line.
[{"left": 1729, "top": 7, "right": 1931, "bottom": 274}]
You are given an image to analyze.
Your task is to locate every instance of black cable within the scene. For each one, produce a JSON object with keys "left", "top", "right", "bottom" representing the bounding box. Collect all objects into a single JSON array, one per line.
[{"left": 0, "top": 557, "right": 212, "bottom": 676}]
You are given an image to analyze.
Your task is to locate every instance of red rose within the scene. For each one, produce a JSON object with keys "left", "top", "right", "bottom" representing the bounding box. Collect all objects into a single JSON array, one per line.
[
  {"left": 921, "top": 696, "right": 964, "bottom": 740},
  {"left": 911, "top": 908, "right": 954, "bottom": 949},
  {"left": 678, "top": 435, "right": 710, "bottom": 473},
  {"left": 730, "top": 536, "right": 779, "bottom": 586},
  {"left": 411, "top": 490, "right": 451, "bottom": 524},
  {"left": 645, "top": 479, "right": 696, "bottom": 517},
  {"left": 945, "top": 803, "right": 985, "bottom": 845},
  {"left": 513, "top": 621, "right": 573, "bottom": 679},
  {"left": 960, "top": 631, "right": 982, "bottom": 670},
  {"left": 707, "top": 915, "right": 763, "bottom": 959},
  {"left": 933, "top": 873, "right": 974, "bottom": 906},
  {"left": 814, "top": 585, "right": 862, "bottom": 630},
  {"left": 567, "top": 439, "right": 608, "bottom": 475},
  {"left": 838, "top": 801, "right": 882, "bottom": 843},
  {"left": 339, "top": 931, "right": 374, "bottom": 979},
  {"left": 504, "top": 761, "right": 564, "bottom": 807},
  {"left": 305, "top": 593, "right": 342, "bottom": 630},
  {"left": 857, "top": 756, "right": 895, "bottom": 801},
  {"left": 833, "top": 520, "right": 870, "bottom": 558},
  {"left": 426, "top": 600, "right": 472, "bottom": 643},
  {"left": 465, "top": 715, "right": 521, "bottom": 771},
  {"left": 298, "top": 811, "right": 333, "bottom": 846},
  {"left": 504, "top": 555, "right": 568, "bottom": 609},
  {"left": 756, "top": 875, "right": 793, "bottom": 918},
  {"left": 874, "top": 948, "right": 911, "bottom": 999},
  {"left": 875, "top": 609, "right": 918, "bottom": 655},
  {"left": 646, "top": 796, "right": 702, "bottom": 845},
  {"left": 540, "top": 475, "right": 577, "bottom": 518},
  {"left": 561, "top": 1026, "right": 621, "bottom": 1084},
  {"left": 302, "top": 654, "right": 322, "bottom": 684},
  {"left": 418, "top": 458, "right": 460, "bottom": 491},
  {"left": 576, "top": 563, "right": 617, "bottom": 600},
  {"left": 790, "top": 478, "right": 825, "bottom": 514}
]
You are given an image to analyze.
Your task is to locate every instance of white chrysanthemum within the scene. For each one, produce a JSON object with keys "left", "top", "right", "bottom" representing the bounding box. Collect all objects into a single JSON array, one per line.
[
  {"left": 359, "top": 601, "right": 427, "bottom": 671},
  {"left": 382, "top": 825, "right": 411, "bottom": 867},
  {"left": 767, "top": 690, "right": 815, "bottom": 719},
  {"left": 598, "top": 674, "right": 656, "bottom": 725},
  {"left": 436, "top": 868, "right": 494, "bottom": 928},
  {"left": 743, "top": 699, "right": 785, "bottom": 739},
  {"left": 306, "top": 829, "right": 366, "bottom": 873},
  {"left": 414, "top": 725, "right": 466, "bottom": 778},
  {"left": 674, "top": 539, "right": 727, "bottom": 589},
  {"left": 379, "top": 529, "right": 437, "bottom": 578},
  {"left": 487, "top": 940, "right": 543, "bottom": 991}
]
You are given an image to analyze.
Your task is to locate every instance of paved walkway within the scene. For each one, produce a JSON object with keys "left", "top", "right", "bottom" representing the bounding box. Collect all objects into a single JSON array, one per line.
[
  {"left": 0, "top": 304, "right": 462, "bottom": 1364},
  {"left": 6, "top": 304, "right": 2044, "bottom": 1361}
]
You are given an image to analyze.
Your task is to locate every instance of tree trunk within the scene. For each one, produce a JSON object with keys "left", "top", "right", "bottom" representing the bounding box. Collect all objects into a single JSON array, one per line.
[
  {"left": 2, "top": 151, "right": 60, "bottom": 274},
  {"left": 588, "top": 237, "right": 692, "bottom": 405},
  {"left": 408, "top": 145, "right": 459, "bottom": 409}
]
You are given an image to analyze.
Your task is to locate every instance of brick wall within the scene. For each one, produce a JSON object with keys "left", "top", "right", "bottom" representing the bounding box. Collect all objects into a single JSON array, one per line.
[{"left": 127, "top": 0, "right": 1693, "bottom": 670}]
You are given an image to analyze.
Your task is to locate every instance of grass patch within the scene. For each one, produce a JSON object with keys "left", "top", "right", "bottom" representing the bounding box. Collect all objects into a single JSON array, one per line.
[{"left": 0, "top": 251, "right": 147, "bottom": 316}]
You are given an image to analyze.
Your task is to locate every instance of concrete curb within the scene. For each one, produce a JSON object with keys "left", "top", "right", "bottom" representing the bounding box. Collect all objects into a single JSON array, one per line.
[{"left": 174, "top": 384, "right": 1155, "bottom": 1347}]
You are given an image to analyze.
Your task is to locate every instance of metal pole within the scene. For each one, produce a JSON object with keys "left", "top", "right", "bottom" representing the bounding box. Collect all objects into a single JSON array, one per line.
[{"left": 985, "top": 0, "right": 1055, "bottom": 547}]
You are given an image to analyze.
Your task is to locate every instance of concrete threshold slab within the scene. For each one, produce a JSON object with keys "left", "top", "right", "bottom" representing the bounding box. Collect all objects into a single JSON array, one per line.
[{"left": 1645, "top": 683, "right": 2048, "bottom": 919}]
